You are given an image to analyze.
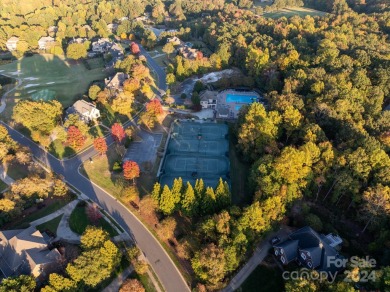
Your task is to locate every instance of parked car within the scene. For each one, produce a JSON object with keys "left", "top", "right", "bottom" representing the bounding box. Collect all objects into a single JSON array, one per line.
[{"left": 270, "top": 236, "right": 281, "bottom": 245}]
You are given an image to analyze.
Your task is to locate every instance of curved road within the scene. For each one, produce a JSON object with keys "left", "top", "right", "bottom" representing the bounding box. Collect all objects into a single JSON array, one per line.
[{"left": 0, "top": 47, "right": 190, "bottom": 292}]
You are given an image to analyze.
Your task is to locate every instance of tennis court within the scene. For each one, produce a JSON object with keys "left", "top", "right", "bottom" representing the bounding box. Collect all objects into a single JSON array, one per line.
[{"left": 160, "top": 121, "right": 230, "bottom": 188}]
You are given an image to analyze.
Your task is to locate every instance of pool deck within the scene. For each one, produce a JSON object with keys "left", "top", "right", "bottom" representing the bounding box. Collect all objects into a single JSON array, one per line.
[{"left": 217, "top": 89, "right": 261, "bottom": 119}]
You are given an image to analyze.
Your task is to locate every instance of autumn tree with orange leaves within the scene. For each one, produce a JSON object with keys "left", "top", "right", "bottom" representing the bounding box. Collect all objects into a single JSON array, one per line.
[
  {"left": 93, "top": 137, "right": 108, "bottom": 155},
  {"left": 111, "top": 123, "right": 126, "bottom": 143},
  {"left": 67, "top": 126, "right": 85, "bottom": 150},
  {"left": 123, "top": 160, "right": 140, "bottom": 185}
]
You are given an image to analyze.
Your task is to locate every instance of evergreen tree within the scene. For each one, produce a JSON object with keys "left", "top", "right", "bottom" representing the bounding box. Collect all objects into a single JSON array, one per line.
[
  {"left": 194, "top": 178, "right": 205, "bottom": 200},
  {"left": 215, "top": 178, "right": 231, "bottom": 211},
  {"left": 202, "top": 187, "right": 216, "bottom": 215},
  {"left": 151, "top": 182, "right": 161, "bottom": 203},
  {"left": 159, "top": 185, "right": 175, "bottom": 215},
  {"left": 171, "top": 177, "right": 183, "bottom": 206},
  {"left": 181, "top": 182, "right": 197, "bottom": 217}
]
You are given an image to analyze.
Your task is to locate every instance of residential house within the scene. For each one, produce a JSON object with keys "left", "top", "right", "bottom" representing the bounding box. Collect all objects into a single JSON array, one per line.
[
  {"left": 107, "top": 23, "right": 118, "bottom": 33},
  {"left": 105, "top": 72, "right": 129, "bottom": 91},
  {"left": 273, "top": 226, "right": 343, "bottom": 272},
  {"left": 91, "top": 38, "right": 112, "bottom": 53},
  {"left": 167, "top": 36, "right": 183, "bottom": 46},
  {"left": 200, "top": 90, "right": 218, "bottom": 109},
  {"left": 69, "top": 37, "right": 87, "bottom": 45},
  {"left": 47, "top": 26, "right": 58, "bottom": 35},
  {"left": 66, "top": 100, "right": 100, "bottom": 122},
  {"left": 0, "top": 226, "right": 61, "bottom": 279},
  {"left": 178, "top": 46, "right": 198, "bottom": 60},
  {"left": 38, "top": 36, "right": 55, "bottom": 50},
  {"left": 6, "top": 37, "right": 19, "bottom": 51}
]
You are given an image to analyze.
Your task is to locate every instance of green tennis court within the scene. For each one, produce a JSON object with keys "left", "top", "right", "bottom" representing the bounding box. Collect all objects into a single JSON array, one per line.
[{"left": 160, "top": 121, "right": 230, "bottom": 188}]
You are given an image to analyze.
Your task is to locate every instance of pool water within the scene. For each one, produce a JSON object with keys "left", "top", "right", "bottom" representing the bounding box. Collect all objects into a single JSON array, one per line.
[{"left": 226, "top": 93, "right": 258, "bottom": 104}]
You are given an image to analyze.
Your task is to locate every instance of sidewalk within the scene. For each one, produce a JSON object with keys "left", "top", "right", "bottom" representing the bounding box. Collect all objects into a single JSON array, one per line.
[
  {"left": 29, "top": 199, "right": 79, "bottom": 227},
  {"left": 102, "top": 267, "right": 133, "bottom": 292},
  {"left": 0, "top": 165, "right": 15, "bottom": 185},
  {"left": 56, "top": 199, "right": 81, "bottom": 244}
]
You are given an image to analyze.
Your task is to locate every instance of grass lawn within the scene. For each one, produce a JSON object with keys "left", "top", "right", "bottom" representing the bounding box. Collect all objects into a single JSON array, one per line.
[
  {"left": 0, "top": 179, "right": 8, "bottom": 193},
  {"left": 36, "top": 214, "right": 63, "bottom": 235},
  {"left": 8, "top": 196, "right": 74, "bottom": 229},
  {"left": 49, "top": 124, "right": 109, "bottom": 159},
  {"left": 6, "top": 162, "right": 30, "bottom": 180},
  {"left": 0, "top": 54, "right": 108, "bottom": 119},
  {"left": 264, "top": 6, "right": 327, "bottom": 18},
  {"left": 240, "top": 265, "right": 284, "bottom": 292},
  {"left": 69, "top": 203, "right": 119, "bottom": 237},
  {"left": 131, "top": 271, "right": 158, "bottom": 292},
  {"left": 229, "top": 127, "right": 252, "bottom": 206}
]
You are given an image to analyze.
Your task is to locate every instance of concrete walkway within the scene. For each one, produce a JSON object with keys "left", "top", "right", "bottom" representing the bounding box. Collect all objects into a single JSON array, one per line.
[
  {"left": 103, "top": 267, "right": 134, "bottom": 292},
  {"left": 0, "top": 165, "right": 15, "bottom": 185},
  {"left": 55, "top": 199, "right": 81, "bottom": 244},
  {"left": 29, "top": 199, "right": 78, "bottom": 227},
  {"left": 222, "top": 227, "right": 290, "bottom": 292}
]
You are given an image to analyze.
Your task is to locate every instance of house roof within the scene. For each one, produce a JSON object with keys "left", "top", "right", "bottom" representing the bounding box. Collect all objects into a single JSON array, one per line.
[
  {"left": 69, "top": 100, "right": 97, "bottom": 115},
  {"left": 0, "top": 226, "right": 60, "bottom": 277},
  {"left": 302, "top": 247, "right": 322, "bottom": 268},
  {"left": 106, "top": 72, "right": 128, "bottom": 88},
  {"left": 38, "top": 36, "right": 55, "bottom": 43},
  {"left": 200, "top": 90, "right": 218, "bottom": 102},
  {"left": 7, "top": 37, "right": 19, "bottom": 43},
  {"left": 275, "top": 239, "right": 299, "bottom": 263}
]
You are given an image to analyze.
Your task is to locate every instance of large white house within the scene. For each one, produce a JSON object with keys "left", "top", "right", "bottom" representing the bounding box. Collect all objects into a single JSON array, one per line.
[
  {"left": 38, "top": 36, "right": 55, "bottom": 50},
  {"left": 6, "top": 37, "right": 19, "bottom": 51},
  {"left": 66, "top": 100, "right": 100, "bottom": 122}
]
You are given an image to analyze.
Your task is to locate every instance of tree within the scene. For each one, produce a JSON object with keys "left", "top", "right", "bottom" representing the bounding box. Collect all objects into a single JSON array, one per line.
[
  {"left": 171, "top": 177, "right": 183, "bottom": 206},
  {"left": 361, "top": 184, "right": 390, "bottom": 233},
  {"left": 53, "top": 179, "right": 68, "bottom": 196},
  {"left": 64, "top": 114, "right": 89, "bottom": 136},
  {"left": 191, "top": 243, "right": 226, "bottom": 288},
  {"left": 123, "top": 160, "right": 140, "bottom": 184},
  {"left": 93, "top": 137, "right": 108, "bottom": 155},
  {"left": 202, "top": 187, "right": 216, "bottom": 215},
  {"left": 159, "top": 185, "right": 175, "bottom": 215},
  {"left": 66, "top": 42, "right": 88, "bottom": 60},
  {"left": 181, "top": 182, "right": 197, "bottom": 216},
  {"left": 86, "top": 204, "right": 103, "bottom": 225},
  {"left": 67, "top": 126, "right": 85, "bottom": 150},
  {"left": 133, "top": 259, "right": 148, "bottom": 275},
  {"left": 151, "top": 182, "right": 161, "bottom": 202},
  {"left": 163, "top": 42, "right": 175, "bottom": 59},
  {"left": 120, "top": 279, "right": 145, "bottom": 292},
  {"left": 157, "top": 217, "right": 177, "bottom": 241},
  {"left": 146, "top": 99, "right": 163, "bottom": 116},
  {"left": 111, "top": 123, "right": 125, "bottom": 143},
  {"left": 215, "top": 178, "right": 231, "bottom": 210},
  {"left": 130, "top": 42, "right": 140, "bottom": 54},
  {"left": 81, "top": 226, "right": 109, "bottom": 250},
  {"left": 89, "top": 85, "right": 101, "bottom": 100},
  {"left": 12, "top": 100, "right": 62, "bottom": 135},
  {"left": 0, "top": 275, "right": 36, "bottom": 291},
  {"left": 41, "top": 273, "right": 78, "bottom": 292}
]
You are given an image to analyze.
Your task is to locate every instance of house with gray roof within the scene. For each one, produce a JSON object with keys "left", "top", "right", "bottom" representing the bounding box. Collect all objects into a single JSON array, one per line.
[
  {"left": 0, "top": 226, "right": 61, "bottom": 278},
  {"left": 105, "top": 72, "right": 129, "bottom": 91},
  {"left": 66, "top": 100, "right": 100, "bottom": 122},
  {"left": 273, "top": 226, "right": 343, "bottom": 272}
]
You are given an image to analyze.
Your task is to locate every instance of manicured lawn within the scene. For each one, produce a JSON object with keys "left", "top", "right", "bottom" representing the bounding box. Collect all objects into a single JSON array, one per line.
[
  {"left": 49, "top": 139, "right": 76, "bottom": 159},
  {"left": 0, "top": 54, "right": 108, "bottom": 108},
  {"left": 0, "top": 179, "right": 8, "bottom": 193},
  {"left": 36, "top": 214, "right": 63, "bottom": 235},
  {"left": 69, "top": 203, "right": 119, "bottom": 237},
  {"left": 264, "top": 6, "right": 327, "bottom": 18},
  {"left": 240, "top": 265, "right": 284, "bottom": 292},
  {"left": 9, "top": 197, "right": 74, "bottom": 229},
  {"left": 6, "top": 162, "right": 30, "bottom": 180}
]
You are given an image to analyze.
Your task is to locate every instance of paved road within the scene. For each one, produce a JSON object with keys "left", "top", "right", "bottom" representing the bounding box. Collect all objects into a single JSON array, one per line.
[{"left": 0, "top": 47, "right": 189, "bottom": 291}]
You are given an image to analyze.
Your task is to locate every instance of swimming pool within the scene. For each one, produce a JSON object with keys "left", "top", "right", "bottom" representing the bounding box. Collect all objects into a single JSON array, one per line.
[{"left": 226, "top": 93, "right": 258, "bottom": 104}]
